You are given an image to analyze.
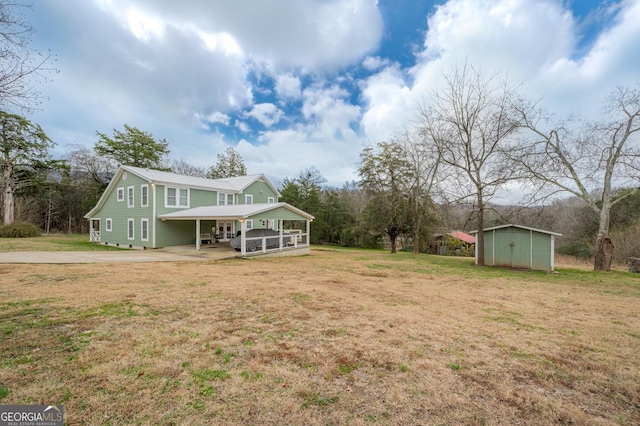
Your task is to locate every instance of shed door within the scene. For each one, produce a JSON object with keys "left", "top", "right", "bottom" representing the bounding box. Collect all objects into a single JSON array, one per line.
[{"left": 495, "top": 228, "right": 530, "bottom": 269}]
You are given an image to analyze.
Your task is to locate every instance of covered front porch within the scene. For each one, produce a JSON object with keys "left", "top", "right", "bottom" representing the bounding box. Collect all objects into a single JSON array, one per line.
[{"left": 158, "top": 203, "right": 314, "bottom": 257}]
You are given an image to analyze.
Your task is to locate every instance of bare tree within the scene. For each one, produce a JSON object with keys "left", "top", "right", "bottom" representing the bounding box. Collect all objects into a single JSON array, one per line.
[
  {"left": 0, "top": 1, "right": 56, "bottom": 113},
  {"left": 395, "top": 130, "right": 440, "bottom": 254},
  {"left": 513, "top": 85, "right": 640, "bottom": 271},
  {"left": 418, "top": 63, "right": 522, "bottom": 266},
  {"left": 171, "top": 158, "right": 207, "bottom": 177}
]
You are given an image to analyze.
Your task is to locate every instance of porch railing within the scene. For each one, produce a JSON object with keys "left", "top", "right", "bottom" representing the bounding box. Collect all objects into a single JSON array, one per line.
[{"left": 244, "top": 232, "right": 308, "bottom": 254}]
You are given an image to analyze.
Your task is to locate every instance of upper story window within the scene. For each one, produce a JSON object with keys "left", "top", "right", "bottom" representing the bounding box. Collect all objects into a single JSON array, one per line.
[
  {"left": 245, "top": 194, "right": 253, "bottom": 204},
  {"left": 218, "top": 192, "right": 235, "bottom": 206},
  {"left": 117, "top": 187, "right": 124, "bottom": 202},
  {"left": 267, "top": 197, "right": 275, "bottom": 204},
  {"left": 141, "top": 185, "right": 148, "bottom": 207},
  {"left": 127, "top": 186, "right": 134, "bottom": 208},
  {"left": 166, "top": 187, "right": 189, "bottom": 208}
]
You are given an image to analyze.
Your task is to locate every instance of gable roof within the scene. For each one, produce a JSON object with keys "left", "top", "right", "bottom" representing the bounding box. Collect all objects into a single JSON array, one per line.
[
  {"left": 85, "top": 165, "right": 282, "bottom": 218},
  {"left": 469, "top": 224, "right": 562, "bottom": 237},
  {"left": 158, "top": 202, "right": 314, "bottom": 221},
  {"left": 122, "top": 165, "right": 280, "bottom": 195}
]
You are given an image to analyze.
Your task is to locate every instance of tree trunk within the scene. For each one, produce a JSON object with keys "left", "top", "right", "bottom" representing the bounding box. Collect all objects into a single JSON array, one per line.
[
  {"left": 593, "top": 203, "right": 613, "bottom": 271},
  {"left": 476, "top": 190, "right": 485, "bottom": 266},
  {"left": 388, "top": 229, "right": 399, "bottom": 254},
  {"left": 2, "top": 165, "right": 14, "bottom": 226},
  {"left": 594, "top": 235, "right": 614, "bottom": 271},
  {"left": 412, "top": 218, "right": 421, "bottom": 255}
]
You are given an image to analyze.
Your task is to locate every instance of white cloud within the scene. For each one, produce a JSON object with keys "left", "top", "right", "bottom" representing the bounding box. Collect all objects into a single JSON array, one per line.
[
  {"left": 275, "top": 73, "right": 302, "bottom": 101},
  {"left": 246, "top": 103, "right": 283, "bottom": 127},
  {"left": 362, "top": 56, "right": 391, "bottom": 71}
]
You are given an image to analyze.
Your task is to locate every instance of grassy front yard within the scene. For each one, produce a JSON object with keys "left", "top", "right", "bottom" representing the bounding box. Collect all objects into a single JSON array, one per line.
[{"left": 0, "top": 245, "right": 638, "bottom": 424}]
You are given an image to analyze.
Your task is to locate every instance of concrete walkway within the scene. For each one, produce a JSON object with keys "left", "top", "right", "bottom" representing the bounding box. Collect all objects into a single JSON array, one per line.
[{"left": 0, "top": 245, "right": 238, "bottom": 264}]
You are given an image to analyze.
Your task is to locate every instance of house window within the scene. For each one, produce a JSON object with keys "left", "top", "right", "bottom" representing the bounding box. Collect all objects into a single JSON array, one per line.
[
  {"left": 267, "top": 197, "right": 275, "bottom": 204},
  {"left": 166, "top": 187, "right": 189, "bottom": 207},
  {"left": 245, "top": 194, "right": 253, "bottom": 204},
  {"left": 218, "top": 192, "right": 234, "bottom": 206},
  {"left": 141, "top": 185, "right": 148, "bottom": 207},
  {"left": 127, "top": 186, "right": 134, "bottom": 208},
  {"left": 141, "top": 218, "right": 149, "bottom": 241},
  {"left": 117, "top": 187, "right": 124, "bottom": 202},
  {"left": 246, "top": 220, "right": 253, "bottom": 231},
  {"left": 268, "top": 219, "right": 275, "bottom": 229},
  {"left": 179, "top": 189, "right": 188, "bottom": 207},
  {"left": 127, "top": 219, "right": 134, "bottom": 240},
  {"left": 105, "top": 218, "right": 112, "bottom": 232},
  {"left": 167, "top": 188, "right": 176, "bottom": 206}
]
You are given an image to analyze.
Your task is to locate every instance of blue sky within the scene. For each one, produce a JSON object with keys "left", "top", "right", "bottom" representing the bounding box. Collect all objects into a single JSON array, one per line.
[{"left": 21, "top": 0, "right": 640, "bottom": 187}]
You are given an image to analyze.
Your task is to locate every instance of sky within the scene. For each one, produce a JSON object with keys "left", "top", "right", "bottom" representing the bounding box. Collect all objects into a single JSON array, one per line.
[{"left": 20, "top": 0, "right": 640, "bottom": 189}]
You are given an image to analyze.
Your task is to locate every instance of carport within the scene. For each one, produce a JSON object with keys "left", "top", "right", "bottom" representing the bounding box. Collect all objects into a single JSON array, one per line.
[{"left": 158, "top": 202, "right": 314, "bottom": 257}]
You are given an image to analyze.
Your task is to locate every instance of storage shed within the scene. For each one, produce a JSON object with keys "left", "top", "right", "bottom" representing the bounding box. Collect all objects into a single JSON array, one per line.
[{"left": 470, "top": 224, "right": 562, "bottom": 272}]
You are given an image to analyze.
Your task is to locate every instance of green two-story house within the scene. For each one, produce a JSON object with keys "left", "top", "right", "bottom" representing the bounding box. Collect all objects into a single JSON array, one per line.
[{"left": 84, "top": 165, "right": 314, "bottom": 255}]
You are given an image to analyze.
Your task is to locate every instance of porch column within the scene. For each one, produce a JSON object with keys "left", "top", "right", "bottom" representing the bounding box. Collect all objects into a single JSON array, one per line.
[
  {"left": 279, "top": 220, "right": 283, "bottom": 250},
  {"left": 240, "top": 218, "right": 247, "bottom": 257},
  {"left": 89, "top": 219, "right": 94, "bottom": 242},
  {"left": 306, "top": 219, "right": 311, "bottom": 246},
  {"left": 196, "top": 219, "right": 201, "bottom": 251}
]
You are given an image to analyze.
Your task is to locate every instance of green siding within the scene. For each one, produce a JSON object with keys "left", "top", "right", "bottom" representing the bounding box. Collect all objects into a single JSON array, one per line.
[
  {"left": 479, "top": 226, "right": 554, "bottom": 271},
  {"left": 243, "top": 180, "right": 278, "bottom": 204},
  {"left": 249, "top": 207, "right": 309, "bottom": 222},
  {"left": 92, "top": 172, "right": 154, "bottom": 248},
  {"left": 155, "top": 220, "right": 197, "bottom": 247},
  {"left": 531, "top": 232, "right": 552, "bottom": 271},
  {"left": 483, "top": 231, "right": 494, "bottom": 265},
  {"left": 493, "top": 228, "right": 531, "bottom": 268}
]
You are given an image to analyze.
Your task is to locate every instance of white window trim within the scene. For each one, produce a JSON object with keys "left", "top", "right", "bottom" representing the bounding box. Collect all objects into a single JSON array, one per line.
[
  {"left": 127, "top": 218, "right": 135, "bottom": 240},
  {"left": 141, "top": 218, "right": 149, "bottom": 241},
  {"left": 117, "top": 187, "right": 124, "bottom": 202},
  {"left": 218, "top": 192, "right": 235, "bottom": 206},
  {"left": 267, "top": 197, "right": 275, "bottom": 204},
  {"left": 245, "top": 194, "right": 253, "bottom": 205},
  {"left": 105, "top": 218, "right": 113, "bottom": 232},
  {"left": 127, "top": 186, "right": 134, "bottom": 208},
  {"left": 165, "top": 186, "right": 190, "bottom": 208},
  {"left": 141, "top": 184, "right": 149, "bottom": 207},
  {"left": 246, "top": 220, "right": 253, "bottom": 231}
]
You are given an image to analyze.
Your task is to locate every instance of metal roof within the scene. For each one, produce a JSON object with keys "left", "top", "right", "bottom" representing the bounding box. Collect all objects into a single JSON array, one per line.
[
  {"left": 469, "top": 224, "right": 562, "bottom": 237},
  {"left": 158, "top": 202, "right": 314, "bottom": 221},
  {"left": 122, "top": 165, "right": 279, "bottom": 194},
  {"left": 448, "top": 231, "right": 476, "bottom": 244}
]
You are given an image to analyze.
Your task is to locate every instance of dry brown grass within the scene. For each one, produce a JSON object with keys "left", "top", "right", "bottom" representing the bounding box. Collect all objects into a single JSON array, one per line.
[{"left": 1, "top": 248, "right": 639, "bottom": 425}]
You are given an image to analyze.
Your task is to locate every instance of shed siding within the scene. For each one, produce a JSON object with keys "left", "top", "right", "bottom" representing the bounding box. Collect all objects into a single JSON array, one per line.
[
  {"left": 494, "top": 228, "right": 531, "bottom": 269},
  {"left": 483, "top": 231, "right": 495, "bottom": 265},
  {"left": 531, "top": 232, "right": 552, "bottom": 271},
  {"left": 476, "top": 225, "right": 556, "bottom": 271}
]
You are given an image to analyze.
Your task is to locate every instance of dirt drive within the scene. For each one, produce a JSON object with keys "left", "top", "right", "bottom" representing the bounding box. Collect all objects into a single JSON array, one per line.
[{"left": 1, "top": 248, "right": 639, "bottom": 425}]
